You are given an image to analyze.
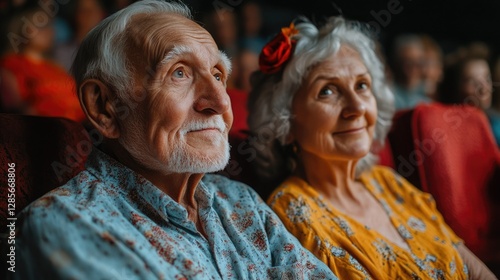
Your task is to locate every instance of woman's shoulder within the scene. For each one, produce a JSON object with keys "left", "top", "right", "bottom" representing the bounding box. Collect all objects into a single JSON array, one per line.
[
  {"left": 365, "top": 166, "right": 436, "bottom": 207},
  {"left": 367, "top": 165, "right": 400, "bottom": 177},
  {"left": 364, "top": 165, "right": 424, "bottom": 196},
  {"left": 365, "top": 165, "right": 411, "bottom": 186},
  {"left": 267, "top": 176, "right": 319, "bottom": 207},
  {"left": 269, "top": 176, "right": 311, "bottom": 198}
]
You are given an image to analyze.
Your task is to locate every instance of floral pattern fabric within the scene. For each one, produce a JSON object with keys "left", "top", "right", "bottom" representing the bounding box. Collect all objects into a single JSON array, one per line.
[
  {"left": 14, "top": 148, "right": 336, "bottom": 280},
  {"left": 268, "top": 166, "right": 468, "bottom": 279}
]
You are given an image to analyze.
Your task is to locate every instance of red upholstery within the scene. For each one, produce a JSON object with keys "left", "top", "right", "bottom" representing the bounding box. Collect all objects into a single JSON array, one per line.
[
  {"left": 388, "top": 103, "right": 500, "bottom": 265},
  {"left": 0, "top": 114, "right": 90, "bottom": 228},
  {"left": 388, "top": 109, "right": 421, "bottom": 188},
  {"left": 227, "top": 88, "right": 249, "bottom": 139},
  {"left": 377, "top": 138, "right": 395, "bottom": 169}
]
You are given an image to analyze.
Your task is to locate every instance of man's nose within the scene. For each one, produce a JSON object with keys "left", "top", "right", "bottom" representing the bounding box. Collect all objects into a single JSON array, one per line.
[{"left": 194, "top": 76, "right": 231, "bottom": 115}]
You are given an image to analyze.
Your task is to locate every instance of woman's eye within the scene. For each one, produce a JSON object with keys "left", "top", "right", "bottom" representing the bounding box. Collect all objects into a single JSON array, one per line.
[
  {"left": 319, "top": 87, "right": 334, "bottom": 97},
  {"left": 173, "top": 69, "right": 184, "bottom": 78}
]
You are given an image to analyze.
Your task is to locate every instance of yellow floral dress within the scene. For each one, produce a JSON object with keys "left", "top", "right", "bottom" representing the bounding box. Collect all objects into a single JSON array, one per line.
[{"left": 268, "top": 166, "right": 468, "bottom": 279}]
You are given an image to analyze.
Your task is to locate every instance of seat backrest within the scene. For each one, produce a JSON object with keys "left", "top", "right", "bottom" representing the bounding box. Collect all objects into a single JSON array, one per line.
[
  {"left": 389, "top": 103, "right": 500, "bottom": 262},
  {"left": 0, "top": 114, "right": 90, "bottom": 228}
]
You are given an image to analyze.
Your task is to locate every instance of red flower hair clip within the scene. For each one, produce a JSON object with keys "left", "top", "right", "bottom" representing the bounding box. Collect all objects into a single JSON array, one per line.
[{"left": 259, "top": 23, "right": 299, "bottom": 74}]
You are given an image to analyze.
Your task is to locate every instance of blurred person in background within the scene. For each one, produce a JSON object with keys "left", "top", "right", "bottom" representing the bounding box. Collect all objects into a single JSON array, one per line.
[
  {"left": 234, "top": 49, "right": 259, "bottom": 92},
  {"left": 390, "top": 34, "right": 431, "bottom": 110},
  {"left": 54, "top": 0, "right": 107, "bottom": 72},
  {"left": 438, "top": 44, "right": 499, "bottom": 146},
  {"left": 0, "top": 2, "right": 84, "bottom": 121},
  {"left": 238, "top": 1, "right": 266, "bottom": 55},
  {"left": 420, "top": 34, "right": 443, "bottom": 101},
  {"left": 202, "top": 8, "right": 239, "bottom": 89}
]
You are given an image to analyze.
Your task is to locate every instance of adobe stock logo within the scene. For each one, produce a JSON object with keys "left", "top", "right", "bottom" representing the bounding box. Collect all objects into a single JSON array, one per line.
[{"left": 368, "top": 0, "right": 410, "bottom": 35}]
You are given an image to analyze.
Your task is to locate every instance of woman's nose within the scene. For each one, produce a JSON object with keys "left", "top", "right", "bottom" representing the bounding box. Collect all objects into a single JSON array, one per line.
[{"left": 341, "top": 91, "right": 366, "bottom": 119}]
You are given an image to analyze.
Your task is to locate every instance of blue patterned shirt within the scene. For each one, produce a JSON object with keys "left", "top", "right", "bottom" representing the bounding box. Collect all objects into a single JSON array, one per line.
[{"left": 15, "top": 148, "right": 336, "bottom": 280}]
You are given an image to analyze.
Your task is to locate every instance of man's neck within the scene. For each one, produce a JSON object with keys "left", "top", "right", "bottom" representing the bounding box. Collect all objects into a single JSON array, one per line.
[
  {"left": 100, "top": 141, "right": 207, "bottom": 236},
  {"left": 100, "top": 141, "right": 203, "bottom": 210}
]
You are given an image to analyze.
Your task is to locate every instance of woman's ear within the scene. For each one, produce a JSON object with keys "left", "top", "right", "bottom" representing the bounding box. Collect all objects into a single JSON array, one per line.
[{"left": 79, "top": 79, "right": 120, "bottom": 139}]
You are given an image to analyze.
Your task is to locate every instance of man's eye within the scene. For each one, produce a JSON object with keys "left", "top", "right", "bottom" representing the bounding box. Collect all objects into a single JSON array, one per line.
[
  {"left": 173, "top": 69, "right": 184, "bottom": 78},
  {"left": 214, "top": 73, "right": 222, "bottom": 81},
  {"left": 357, "top": 82, "right": 369, "bottom": 90}
]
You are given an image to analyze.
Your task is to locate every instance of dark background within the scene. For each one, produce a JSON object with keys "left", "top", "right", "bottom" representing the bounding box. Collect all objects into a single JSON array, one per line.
[
  {"left": 189, "top": 0, "right": 500, "bottom": 56},
  {"left": 1, "top": 0, "right": 499, "bottom": 57}
]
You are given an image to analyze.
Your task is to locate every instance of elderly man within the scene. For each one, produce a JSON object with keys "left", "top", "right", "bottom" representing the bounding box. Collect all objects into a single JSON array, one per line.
[{"left": 14, "top": 1, "right": 337, "bottom": 279}]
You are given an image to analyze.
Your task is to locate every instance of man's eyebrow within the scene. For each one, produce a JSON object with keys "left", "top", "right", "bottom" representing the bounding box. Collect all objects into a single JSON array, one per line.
[
  {"left": 158, "top": 46, "right": 232, "bottom": 75},
  {"left": 159, "top": 45, "right": 194, "bottom": 65}
]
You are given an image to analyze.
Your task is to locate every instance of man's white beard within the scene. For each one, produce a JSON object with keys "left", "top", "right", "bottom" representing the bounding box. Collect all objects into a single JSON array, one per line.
[
  {"left": 167, "top": 135, "right": 230, "bottom": 174},
  {"left": 119, "top": 116, "right": 230, "bottom": 174}
]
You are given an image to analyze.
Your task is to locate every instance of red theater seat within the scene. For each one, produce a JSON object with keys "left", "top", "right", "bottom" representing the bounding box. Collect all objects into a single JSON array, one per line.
[
  {"left": 0, "top": 114, "right": 90, "bottom": 228},
  {"left": 388, "top": 103, "right": 500, "bottom": 268}
]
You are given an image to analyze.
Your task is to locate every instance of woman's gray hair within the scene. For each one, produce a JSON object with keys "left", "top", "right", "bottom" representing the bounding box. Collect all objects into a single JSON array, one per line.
[
  {"left": 71, "top": 0, "right": 191, "bottom": 101},
  {"left": 248, "top": 17, "right": 394, "bottom": 182}
]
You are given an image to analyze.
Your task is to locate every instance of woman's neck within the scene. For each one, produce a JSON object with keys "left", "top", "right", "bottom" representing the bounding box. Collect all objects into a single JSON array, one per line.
[{"left": 296, "top": 151, "right": 364, "bottom": 206}]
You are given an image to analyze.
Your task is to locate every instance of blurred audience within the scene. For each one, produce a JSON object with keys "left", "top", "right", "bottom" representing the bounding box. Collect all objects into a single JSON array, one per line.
[
  {"left": 437, "top": 43, "right": 499, "bottom": 146},
  {"left": 54, "top": 0, "right": 106, "bottom": 71},
  {"left": 235, "top": 49, "right": 259, "bottom": 92},
  {"left": 420, "top": 35, "right": 443, "bottom": 100},
  {"left": 391, "top": 34, "right": 431, "bottom": 110},
  {"left": 238, "top": 1, "right": 266, "bottom": 55},
  {"left": 0, "top": 3, "right": 84, "bottom": 121},
  {"left": 202, "top": 9, "right": 239, "bottom": 89},
  {"left": 200, "top": 4, "right": 264, "bottom": 93}
]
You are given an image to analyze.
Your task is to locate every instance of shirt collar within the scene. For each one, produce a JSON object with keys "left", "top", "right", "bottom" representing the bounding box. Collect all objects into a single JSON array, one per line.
[{"left": 85, "top": 147, "right": 213, "bottom": 227}]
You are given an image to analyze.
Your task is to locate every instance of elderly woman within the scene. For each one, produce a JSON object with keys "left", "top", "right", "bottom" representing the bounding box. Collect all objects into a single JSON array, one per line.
[{"left": 248, "top": 17, "right": 496, "bottom": 279}]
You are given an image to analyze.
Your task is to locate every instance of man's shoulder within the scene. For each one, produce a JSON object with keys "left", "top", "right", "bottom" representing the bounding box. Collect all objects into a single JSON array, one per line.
[
  {"left": 202, "top": 174, "right": 259, "bottom": 203},
  {"left": 203, "top": 174, "right": 249, "bottom": 189},
  {"left": 18, "top": 169, "right": 115, "bottom": 228}
]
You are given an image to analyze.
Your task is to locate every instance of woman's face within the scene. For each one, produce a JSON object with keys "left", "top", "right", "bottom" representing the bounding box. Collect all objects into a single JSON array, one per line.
[
  {"left": 459, "top": 59, "right": 492, "bottom": 110},
  {"left": 289, "top": 45, "right": 377, "bottom": 162}
]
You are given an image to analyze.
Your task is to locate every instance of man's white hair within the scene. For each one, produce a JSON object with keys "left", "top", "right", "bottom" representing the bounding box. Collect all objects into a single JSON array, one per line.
[{"left": 71, "top": 0, "right": 192, "bottom": 101}]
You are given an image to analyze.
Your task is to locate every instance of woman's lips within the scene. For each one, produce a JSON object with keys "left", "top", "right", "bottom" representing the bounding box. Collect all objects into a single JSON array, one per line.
[{"left": 333, "top": 127, "right": 365, "bottom": 135}]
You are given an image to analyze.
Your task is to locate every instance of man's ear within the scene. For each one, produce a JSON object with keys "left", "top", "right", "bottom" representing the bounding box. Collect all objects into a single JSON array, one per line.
[{"left": 79, "top": 79, "right": 120, "bottom": 139}]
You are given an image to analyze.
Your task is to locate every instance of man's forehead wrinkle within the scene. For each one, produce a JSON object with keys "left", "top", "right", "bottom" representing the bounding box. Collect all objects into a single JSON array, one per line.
[
  {"left": 125, "top": 13, "right": 191, "bottom": 66},
  {"left": 156, "top": 31, "right": 220, "bottom": 66},
  {"left": 125, "top": 13, "right": 222, "bottom": 78}
]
